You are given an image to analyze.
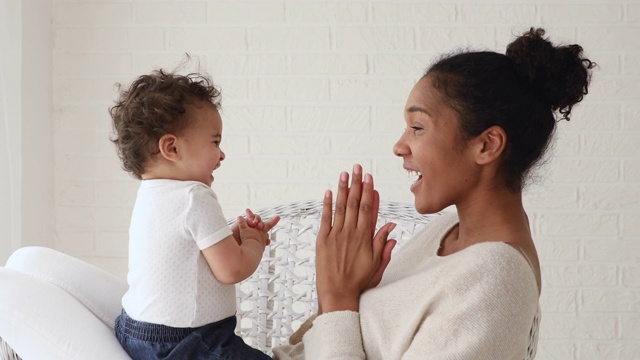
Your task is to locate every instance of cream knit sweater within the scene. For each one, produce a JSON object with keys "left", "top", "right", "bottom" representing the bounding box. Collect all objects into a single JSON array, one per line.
[{"left": 272, "top": 212, "right": 540, "bottom": 360}]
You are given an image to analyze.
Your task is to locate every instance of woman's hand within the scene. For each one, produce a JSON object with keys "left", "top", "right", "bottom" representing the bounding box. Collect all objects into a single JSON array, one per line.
[{"left": 315, "top": 164, "right": 397, "bottom": 313}]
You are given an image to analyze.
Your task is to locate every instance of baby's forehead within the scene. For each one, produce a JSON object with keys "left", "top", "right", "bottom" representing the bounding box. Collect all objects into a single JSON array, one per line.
[{"left": 183, "top": 103, "right": 222, "bottom": 131}]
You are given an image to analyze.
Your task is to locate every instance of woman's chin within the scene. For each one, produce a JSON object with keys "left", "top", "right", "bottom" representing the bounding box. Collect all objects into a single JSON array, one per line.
[
  {"left": 413, "top": 200, "right": 431, "bottom": 214},
  {"left": 413, "top": 197, "right": 446, "bottom": 215}
]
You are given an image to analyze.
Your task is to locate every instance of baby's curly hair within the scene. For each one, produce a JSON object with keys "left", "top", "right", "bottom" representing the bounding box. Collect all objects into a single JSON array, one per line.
[{"left": 109, "top": 69, "right": 221, "bottom": 179}]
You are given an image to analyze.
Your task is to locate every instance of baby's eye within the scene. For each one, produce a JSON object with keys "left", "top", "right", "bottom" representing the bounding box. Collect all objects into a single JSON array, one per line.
[{"left": 213, "top": 141, "right": 221, "bottom": 147}]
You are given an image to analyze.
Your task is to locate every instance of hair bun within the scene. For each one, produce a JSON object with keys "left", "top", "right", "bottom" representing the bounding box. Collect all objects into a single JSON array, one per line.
[{"left": 506, "top": 27, "right": 596, "bottom": 121}]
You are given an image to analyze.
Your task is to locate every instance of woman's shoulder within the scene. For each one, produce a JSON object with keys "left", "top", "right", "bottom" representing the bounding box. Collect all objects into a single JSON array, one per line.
[{"left": 448, "top": 241, "right": 539, "bottom": 298}]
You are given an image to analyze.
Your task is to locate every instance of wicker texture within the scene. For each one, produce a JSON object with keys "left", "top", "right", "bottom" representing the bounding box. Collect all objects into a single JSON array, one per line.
[
  {"left": 526, "top": 307, "right": 541, "bottom": 360},
  {"left": 230, "top": 200, "right": 436, "bottom": 353},
  {"left": 0, "top": 339, "right": 20, "bottom": 360}
]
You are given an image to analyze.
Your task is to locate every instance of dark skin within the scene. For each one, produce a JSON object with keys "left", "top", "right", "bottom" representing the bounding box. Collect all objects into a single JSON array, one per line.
[
  {"left": 315, "top": 76, "right": 542, "bottom": 316},
  {"left": 315, "top": 164, "right": 396, "bottom": 313}
]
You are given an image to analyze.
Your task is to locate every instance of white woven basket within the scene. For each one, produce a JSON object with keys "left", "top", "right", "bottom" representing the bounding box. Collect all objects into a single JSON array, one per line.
[{"left": 0, "top": 339, "right": 20, "bottom": 360}]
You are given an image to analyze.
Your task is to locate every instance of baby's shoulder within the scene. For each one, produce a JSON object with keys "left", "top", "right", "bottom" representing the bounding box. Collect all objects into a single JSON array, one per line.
[{"left": 184, "top": 181, "right": 216, "bottom": 197}]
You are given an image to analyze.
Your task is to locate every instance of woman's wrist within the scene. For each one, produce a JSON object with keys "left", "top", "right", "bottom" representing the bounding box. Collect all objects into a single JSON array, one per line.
[{"left": 319, "top": 292, "right": 360, "bottom": 313}]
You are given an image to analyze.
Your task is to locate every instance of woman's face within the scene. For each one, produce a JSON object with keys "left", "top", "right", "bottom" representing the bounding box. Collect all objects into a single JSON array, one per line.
[{"left": 393, "top": 75, "right": 479, "bottom": 214}]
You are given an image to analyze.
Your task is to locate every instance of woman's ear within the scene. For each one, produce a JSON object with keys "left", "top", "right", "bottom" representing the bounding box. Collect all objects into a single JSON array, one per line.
[
  {"left": 475, "top": 125, "right": 507, "bottom": 165},
  {"left": 158, "top": 134, "right": 180, "bottom": 161}
]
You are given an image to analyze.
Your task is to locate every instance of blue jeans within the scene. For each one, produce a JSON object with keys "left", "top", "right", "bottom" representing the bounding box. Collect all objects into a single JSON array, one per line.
[{"left": 115, "top": 310, "right": 270, "bottom": 360}]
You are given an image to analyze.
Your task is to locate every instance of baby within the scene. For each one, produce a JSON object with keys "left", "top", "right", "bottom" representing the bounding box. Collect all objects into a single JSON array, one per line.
[{"left": 110, "top": 68, "right": 277, "bottom": 359}]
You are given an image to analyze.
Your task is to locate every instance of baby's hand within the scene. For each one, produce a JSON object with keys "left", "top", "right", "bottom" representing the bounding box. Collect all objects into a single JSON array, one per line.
[
  {"left": 231, "top": 209, "right": 262, "bottom": 245},
  {"left": 237, "top": 217, "right": 269, "bottom": 248},
  {"left": 232, "top": 209, "right": 280, "bottom": 246},
  {"left": 245, "top": 208, "right": 265, "bottom": 230}
]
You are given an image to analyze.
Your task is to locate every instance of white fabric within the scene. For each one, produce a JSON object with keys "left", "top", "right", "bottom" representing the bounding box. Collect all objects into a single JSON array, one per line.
[
  {"left": 0, "top": 247, "right": 129, "bottom": 360},
  {"left": 5, "top": 246, "right": 127, "bottom": 329},
  {"left": 273, "top": 212, "right": 540, "bottom": 360},
  {"left": 122, "top": 179, "right": 235, "bottom": 328}
]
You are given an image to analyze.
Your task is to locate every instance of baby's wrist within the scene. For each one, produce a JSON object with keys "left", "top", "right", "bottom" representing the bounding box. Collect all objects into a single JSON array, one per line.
[{"left": 242, "top": 237, "right": 264, "bottom": 246}]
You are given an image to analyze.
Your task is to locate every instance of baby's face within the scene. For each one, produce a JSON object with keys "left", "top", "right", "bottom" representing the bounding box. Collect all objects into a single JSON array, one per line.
[{"left": 176, "top": 102, "right": 225, "bottom": 186}]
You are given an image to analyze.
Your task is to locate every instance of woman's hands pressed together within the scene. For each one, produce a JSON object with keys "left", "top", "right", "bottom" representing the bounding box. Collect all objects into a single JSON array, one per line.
[{"left": 316, "top": 164, "right": 397, "bottom": 314}]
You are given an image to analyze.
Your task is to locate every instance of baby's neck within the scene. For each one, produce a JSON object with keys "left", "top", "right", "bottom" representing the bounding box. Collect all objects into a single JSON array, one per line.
[{"left": 141, "top": 162, "right": 182, "bottom": 181}]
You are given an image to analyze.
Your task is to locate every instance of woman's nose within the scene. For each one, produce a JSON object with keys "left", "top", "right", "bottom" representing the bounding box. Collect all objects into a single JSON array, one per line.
[{"left": 393, "top": 134, "right": 407, "bottom": 157}]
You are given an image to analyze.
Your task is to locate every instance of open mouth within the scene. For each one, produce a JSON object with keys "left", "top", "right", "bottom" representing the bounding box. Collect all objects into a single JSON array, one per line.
[{"left": 407, "top": 170, "right": 423, "bottom": 192}]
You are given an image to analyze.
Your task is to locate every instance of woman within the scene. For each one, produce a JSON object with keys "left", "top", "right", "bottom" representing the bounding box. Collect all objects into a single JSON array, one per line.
[{"left": 273, "top": 28, "right": 595, "bottom": 359}]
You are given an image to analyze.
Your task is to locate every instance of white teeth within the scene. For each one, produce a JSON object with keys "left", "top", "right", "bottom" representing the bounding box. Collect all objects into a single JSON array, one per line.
[{"left": 406, "top": 170, "right": 421, "bottom": 178}]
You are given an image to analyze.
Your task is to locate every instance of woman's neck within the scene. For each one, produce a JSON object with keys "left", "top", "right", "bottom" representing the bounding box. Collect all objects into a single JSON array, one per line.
[{"left": 444, "top": 184, "right": 532, "bottom": 253}]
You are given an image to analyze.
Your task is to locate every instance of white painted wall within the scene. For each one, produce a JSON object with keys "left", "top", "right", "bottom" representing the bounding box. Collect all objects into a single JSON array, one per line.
[
  {"left": 0, "top": 0, "right": 54, "bottom": 265},
  {"left": 21, "top": 0, "right": 54, "bottom": 250},
  {"left": 5, "top": 1, "right": 633, "bottom": 358},
  {"left": 0, "top": 0, "right": 22, "bottom": 264}
]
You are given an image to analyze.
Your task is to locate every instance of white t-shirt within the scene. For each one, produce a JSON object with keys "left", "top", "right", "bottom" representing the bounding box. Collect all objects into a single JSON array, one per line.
[{"left": 122, "top": 179, "right": 235, "bottom": 328}]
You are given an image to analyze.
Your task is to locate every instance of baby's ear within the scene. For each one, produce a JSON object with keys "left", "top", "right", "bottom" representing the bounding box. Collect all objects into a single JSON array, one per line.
[{"left": 158, "top": 134, "right": 179, "bottom": 161}]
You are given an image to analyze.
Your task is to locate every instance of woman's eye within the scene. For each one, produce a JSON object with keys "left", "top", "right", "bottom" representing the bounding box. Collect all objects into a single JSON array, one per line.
[{"left": 411, "top": 126, "right": 424, "bottom": 132}]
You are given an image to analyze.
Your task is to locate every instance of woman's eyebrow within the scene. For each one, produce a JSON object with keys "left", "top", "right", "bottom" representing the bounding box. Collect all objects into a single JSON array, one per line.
[{"left": 406, "top": 106, "right": 430, "bottom": 115}]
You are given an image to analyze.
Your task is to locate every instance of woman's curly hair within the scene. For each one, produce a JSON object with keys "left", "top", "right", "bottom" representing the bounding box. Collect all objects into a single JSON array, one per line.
[
  {"left": 427, "top": 27, "right": 596, "bottom": 191},
  {"left": 109, "top": 70, "right": 221, "bottom": 179}
]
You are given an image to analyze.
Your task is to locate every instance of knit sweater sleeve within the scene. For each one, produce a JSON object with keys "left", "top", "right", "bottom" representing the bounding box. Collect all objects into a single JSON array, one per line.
[
  {"left": 401, "top": 243, "right": 539, "bottom": 360},
  {"left": 271, "top": 311, "right": 365, "bottom": 360}
]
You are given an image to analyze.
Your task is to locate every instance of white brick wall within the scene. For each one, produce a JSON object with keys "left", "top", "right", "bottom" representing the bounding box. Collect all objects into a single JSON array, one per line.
[{"left": 51, "top": 1, "right": 640, "bottom": 358}]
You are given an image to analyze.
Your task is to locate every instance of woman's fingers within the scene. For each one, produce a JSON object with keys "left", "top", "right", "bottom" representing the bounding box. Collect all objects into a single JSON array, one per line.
[
  {"left": 371, "top": 190, "right": 380, "bottom": 235},
  {"left": 367, "top": 222, "right": 397, "bottom": 289},
  {"left": 318, "top": 189, "right": 333, "bottom": 239},
  {"left": 331, "top": 171, "right": 349, "bottom": 231},
  {"left": 356, "top": 173, "right": 376, "bottom": 232},
  {"left": 344, "top": 164, "right": 363, "bottom": 227},
  {"left": 372, "top": 222, "right": 396, "bottom": 260},
  {"left": 315, "top": 166, "right": 394, "bottom": 313},
  {"left": 368, "top": 238, "right": 397, "bottom": 289}
]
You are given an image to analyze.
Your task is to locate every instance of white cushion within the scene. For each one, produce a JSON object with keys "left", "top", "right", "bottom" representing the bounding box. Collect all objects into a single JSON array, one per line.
[
  {"left": 0, "top": 267, "right": 130, "bottom": 360},
  {"left": 5, "top": 247, "right": 127, "bottom": 329},
  {"left": 0, "top": 247, "right": 130, "bottom": 359}
]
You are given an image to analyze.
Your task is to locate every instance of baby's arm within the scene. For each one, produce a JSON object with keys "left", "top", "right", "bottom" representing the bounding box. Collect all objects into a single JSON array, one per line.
[{"left": 202, "top": 216, "right": 279, "bottom": 284}]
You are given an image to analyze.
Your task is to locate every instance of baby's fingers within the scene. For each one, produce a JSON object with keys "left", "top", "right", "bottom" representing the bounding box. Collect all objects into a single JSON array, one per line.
[
  {"left": 263, "top": 216, "right": 281, "bottom": 233},
  {"left": 245, "top": 209, "right": 262, "bottom": 227},
  {"left": 237, "top": 216, "right": 249, "bottom": 230}
]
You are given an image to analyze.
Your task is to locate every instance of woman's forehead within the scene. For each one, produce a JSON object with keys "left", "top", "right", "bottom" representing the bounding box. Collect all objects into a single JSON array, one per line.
[{"left": 406, "top": 76, "right": 440, "bottom": 111}]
